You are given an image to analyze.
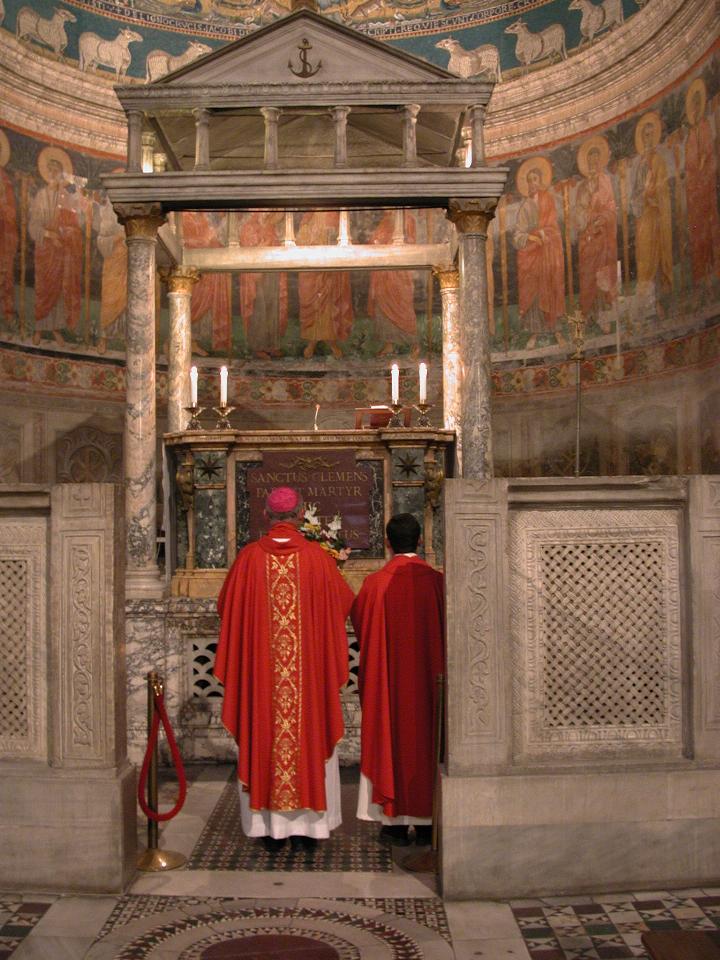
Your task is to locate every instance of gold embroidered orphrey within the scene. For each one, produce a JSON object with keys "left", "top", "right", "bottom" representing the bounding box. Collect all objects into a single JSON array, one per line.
[{"left": 266, "top": 552, "right": 302, "bottom": 810}]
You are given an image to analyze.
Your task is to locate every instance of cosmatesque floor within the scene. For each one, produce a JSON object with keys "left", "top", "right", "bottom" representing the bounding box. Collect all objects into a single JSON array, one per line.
[{"left": 2, "top": 765, "right": 719, "bottom": 960}]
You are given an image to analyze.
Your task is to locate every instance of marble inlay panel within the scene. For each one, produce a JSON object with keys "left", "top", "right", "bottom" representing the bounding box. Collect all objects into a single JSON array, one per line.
[{"left": 195, "top": 489, "right": 227, "bottom": 569}]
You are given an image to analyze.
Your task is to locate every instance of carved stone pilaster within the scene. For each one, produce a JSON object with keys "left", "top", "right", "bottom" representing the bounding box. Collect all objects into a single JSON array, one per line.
[
  {"left": 50, "top": 484, "right": 126, "bottom": 767},
  {"left": 447, "top": 199, "right": 498, "bottom": 480},
  {"left": 689, "top": 476, "right": 720, "bottom": 760},
  {"left": 444, "top": 479, "right": 509, "bottom": 774},
  {"left": 166, "top": 267, "right": 200, "bottom": 434}
]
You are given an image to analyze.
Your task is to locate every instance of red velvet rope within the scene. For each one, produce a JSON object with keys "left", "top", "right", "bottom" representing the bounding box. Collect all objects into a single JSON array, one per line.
[{"left": 137, "top": 690, "right": 187, "bottom": 822}]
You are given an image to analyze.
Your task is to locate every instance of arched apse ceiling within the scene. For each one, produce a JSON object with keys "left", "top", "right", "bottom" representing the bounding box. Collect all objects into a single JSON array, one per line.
[{"left": 1, "top": 0, "right": 650, "bottom": 83}]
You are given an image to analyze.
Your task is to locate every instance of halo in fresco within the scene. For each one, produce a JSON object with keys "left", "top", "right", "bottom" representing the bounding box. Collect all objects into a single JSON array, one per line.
[
  {"left": 634, "top": 110, "right": 662, "bottom": 154},
  {"left": 37, "top": 145, "right": 73, "bottom": 182},
  {"left": 685, "top": 76, "right": 707, "bottom": 124},
  {"left": 516, "top": 155, "right": 553, "bottom": 196},
  {"left": 576, "top": 134, "right": 610, "bottom": 177},
  {"left": 0, "top": 129, "right": 10, "bottom": 168}
]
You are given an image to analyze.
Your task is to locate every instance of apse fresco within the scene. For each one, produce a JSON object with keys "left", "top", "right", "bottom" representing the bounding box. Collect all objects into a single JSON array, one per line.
[
  {"left": 0, "top": 0, "right": 646, "bottom": 83},
  {"left": 2, "top": 46, "right": 719, "bottom": 367}
]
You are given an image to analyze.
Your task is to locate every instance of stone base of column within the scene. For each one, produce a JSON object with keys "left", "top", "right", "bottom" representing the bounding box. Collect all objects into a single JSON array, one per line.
[{"left": 126, "top": 566, "right": 165, "bottom": 600}]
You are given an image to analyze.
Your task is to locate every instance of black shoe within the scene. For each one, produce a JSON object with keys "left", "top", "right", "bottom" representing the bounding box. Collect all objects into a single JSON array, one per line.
[
  {"left": 414, "top": 825, "right": 432, "bottom": 846},
  {"left": 379, "top": 825, "right": 411, "bottom": 846},
  {"left": 290, "top": 835, "right": 318, "bottom": 854},
  {"left": 261, "top": 836, "right": 286, "bottom": 853}
]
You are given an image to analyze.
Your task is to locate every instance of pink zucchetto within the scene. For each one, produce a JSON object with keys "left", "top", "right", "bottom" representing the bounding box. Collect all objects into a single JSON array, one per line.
[{"left": 266, "top": 486, "right": 301, "bottom": 513}]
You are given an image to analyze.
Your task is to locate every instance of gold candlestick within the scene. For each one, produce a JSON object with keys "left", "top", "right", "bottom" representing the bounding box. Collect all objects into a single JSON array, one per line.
[
  {"left": 184, "top": 404, "right": 205, "bottom": 431},
  {"left": 414, "top": 402, "right": 432, "bottom": 427},
  {"left": 212, "top": 404, "right": 236, "bottom": 430},
  {"left": 387, "top": 402, "right": 404, "bottom": 427}
]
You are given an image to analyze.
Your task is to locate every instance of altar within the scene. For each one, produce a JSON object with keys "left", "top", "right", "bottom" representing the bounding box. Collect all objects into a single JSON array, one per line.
[
  {"left": 165, "top": 426, "right": 453, "bottom": 598},
  {"left": 154, "top": 425, "right": 452, "bottom": 763}
]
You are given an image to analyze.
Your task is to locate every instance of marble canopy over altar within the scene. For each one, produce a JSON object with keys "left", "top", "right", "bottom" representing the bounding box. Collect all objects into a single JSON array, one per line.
[{"left": 103, "top": 0, "right": 507, "bottom": 600}]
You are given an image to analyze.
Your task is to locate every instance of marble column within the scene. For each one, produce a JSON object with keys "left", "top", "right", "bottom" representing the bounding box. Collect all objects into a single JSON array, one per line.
[
  {"left": 434, "top": 266, "right": 462, "bottom": 474},
  {"left": 261, "top": 106, "right": 281, "bottom": 169},
  {"left": 331, "top": 106, "right": 350, "bottom": 167},
  {"left": 402, "top": 104, "right": 421, "bottom": 166},
  {"left": 469, "top": 103, "right": 486, "bottom": 167},
  {"left": 119, "top": 207, "right": 166, "bottom": 599},
  {"left": 126, "top": 110, "right": 143, "bottom": 173},
  {"left": 447, "top": 199, "right": 497, "bottom": 479},
  {"left": 166, "top": 267, "right": 199, "bottom": 434},
  {"left": 194, "top": 108, "right": 210, "bottom": 171}
]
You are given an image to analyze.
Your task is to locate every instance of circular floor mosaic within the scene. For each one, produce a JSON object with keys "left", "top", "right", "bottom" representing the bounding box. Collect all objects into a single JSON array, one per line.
[{"left": 86, "top": 901, "right": 453, "bottom": 960}]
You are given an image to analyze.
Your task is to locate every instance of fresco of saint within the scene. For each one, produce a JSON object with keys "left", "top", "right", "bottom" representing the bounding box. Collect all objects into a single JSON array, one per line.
[
  {"left": 296, "top": 210, "right": 353, "bottom": 359},
  {"left": 631, "top": 111, "right": 673, "bottom": 310},
  {"left": 512, "top": 157, "right": 566, "bottom": 349},
  {"left": 683, "top": 78, "right": 720, "bottom": 288},
  {"left": 95, "top": 178, "right": 127, "bottom": 354},
  {"left": 238, "top": 211, "right": 288, "bottom": 360},
  {"left": 0, "top": 131, "right": 18, "bottom": 327},
  {"left": 574, "top": 135, "right": 618, "bottom": 328},
  {"left": 29, "top": 146, "right": 84, "bottom": 346},
  {"left": 366, "top": 210, "right": 418, "bottom": 357},
  {"left": 182, "top": 211, "right": 232, "bottom": 356}
]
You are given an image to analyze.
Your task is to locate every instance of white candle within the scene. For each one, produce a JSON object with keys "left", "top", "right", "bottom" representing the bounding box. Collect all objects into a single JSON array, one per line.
[
  {"left": 419, "top": 362, "right": 427, "bottom": 403},
  {"left": 616, "top": 259, "right": 622, "bottom": 287},
  {"left": 190, "top": 365, "right": 198, "bottom": 406},
  {"left": 220, "top": 365, "right": 228, "bottom": 406},
  {"left": 391, "top": 363, "right": 399, "bottom": 405}
]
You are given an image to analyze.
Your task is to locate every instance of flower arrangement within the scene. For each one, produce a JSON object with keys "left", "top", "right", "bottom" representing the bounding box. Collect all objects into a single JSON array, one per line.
[{"left": 300, "top": 504, "right": 352, "bottom": 563}]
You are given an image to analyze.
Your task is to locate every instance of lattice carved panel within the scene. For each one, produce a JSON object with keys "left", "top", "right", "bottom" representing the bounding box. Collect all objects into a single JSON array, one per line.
[
  {"left": 190, "top": 630, "right": 360, "bottom": 699},
  {"left": 0, "top": 520, "right": 47, "bottom": 759},
  {"left": 511, "top": 509, "right": 683, "bottom": 762}
]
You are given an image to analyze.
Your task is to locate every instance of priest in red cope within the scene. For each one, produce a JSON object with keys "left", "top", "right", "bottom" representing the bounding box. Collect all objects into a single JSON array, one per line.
[
  {"left": 214, "top": 486, "right": 354, "bottom": 854},
  {"left": 352, "top": 513, "right": 445, "bottom": 845}
]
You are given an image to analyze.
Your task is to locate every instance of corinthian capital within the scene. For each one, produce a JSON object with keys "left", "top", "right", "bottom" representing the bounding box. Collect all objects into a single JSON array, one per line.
[
  {"left": 447, "top": 199, "right": 498, "bottom": 236},
  {"left": 116, "top": 203, "right": 166, "bottom": 240},
  {"left": 432, "top": 265, "right": 460, "bottom": 291},
  {"left": 165, "top": 266, "right": 200, "bottom": 296}
]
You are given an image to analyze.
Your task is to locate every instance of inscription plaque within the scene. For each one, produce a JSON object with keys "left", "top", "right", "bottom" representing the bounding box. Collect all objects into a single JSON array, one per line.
[{"left": 247, "top": 449, "right": 374, "bottom": 549}]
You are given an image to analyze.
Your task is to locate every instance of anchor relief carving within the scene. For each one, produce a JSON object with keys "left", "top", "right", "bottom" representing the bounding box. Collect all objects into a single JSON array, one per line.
[{"left": 288, "top": 38, "right": 322, "bottom": 78}]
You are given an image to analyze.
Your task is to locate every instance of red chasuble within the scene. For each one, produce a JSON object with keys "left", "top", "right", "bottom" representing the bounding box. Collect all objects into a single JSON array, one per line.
[
  {"left": 215, "top": 523, "right": 353, "bottom": 813},
  {"left": 351, "top": 556, "right": 444, "bottom": 818}
]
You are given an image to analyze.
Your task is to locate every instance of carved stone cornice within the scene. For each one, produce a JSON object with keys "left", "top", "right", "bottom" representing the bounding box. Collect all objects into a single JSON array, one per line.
[
  {"left": 447, "top": 199, "right": 497, "bottom": 236},
  {"left": 165, "top": 267, "right": 200, "bottom": 295}
]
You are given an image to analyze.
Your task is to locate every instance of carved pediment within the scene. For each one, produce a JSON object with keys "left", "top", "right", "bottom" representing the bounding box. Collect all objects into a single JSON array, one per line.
[{"left": 155, "top": 9, "right": 454, "bottom": 87}]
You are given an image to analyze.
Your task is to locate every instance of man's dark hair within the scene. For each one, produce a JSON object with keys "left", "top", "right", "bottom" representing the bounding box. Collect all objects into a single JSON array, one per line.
[{"left": 386, "top": 513, "right": 421, "bottom": 554}]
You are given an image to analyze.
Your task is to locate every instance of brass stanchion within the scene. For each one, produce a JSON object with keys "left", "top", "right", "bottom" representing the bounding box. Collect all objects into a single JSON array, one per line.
[
  {"left": 137, "top": 671, "right": 187, "bottom": 871},
  {"left": 403, "top": 673, "right": 444, "bottom": 874}
]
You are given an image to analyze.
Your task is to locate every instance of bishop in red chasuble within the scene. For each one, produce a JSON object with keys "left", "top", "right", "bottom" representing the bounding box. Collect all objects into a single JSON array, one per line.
[
  {"left": 215, "top": 487, "right": 354, "bottom": 851},
  {"left": 351, "top": 514, "right": 444, "bottom": 845}
]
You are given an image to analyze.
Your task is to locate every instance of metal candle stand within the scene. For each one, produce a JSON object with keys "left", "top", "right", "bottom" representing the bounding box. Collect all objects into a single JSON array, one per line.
[
  {"left": 184, "top": 403, "right": 205, "bottom": 431},
  {"left": 212, "top": 403, "right": 236, "bottom": 430}
]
